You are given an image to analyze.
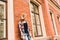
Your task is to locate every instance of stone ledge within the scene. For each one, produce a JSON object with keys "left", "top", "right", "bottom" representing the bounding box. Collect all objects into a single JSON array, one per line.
[{"left": 50, "top": 0, "right": 60, "bottom": 9}]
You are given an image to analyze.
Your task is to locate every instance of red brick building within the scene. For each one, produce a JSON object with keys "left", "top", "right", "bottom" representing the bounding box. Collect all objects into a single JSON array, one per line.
[
  {"left": 0, "top": 0, "right": 60, "bottom": 40},
  {"left": 14, "top": 0, "right": 60, "bottom": 40}
]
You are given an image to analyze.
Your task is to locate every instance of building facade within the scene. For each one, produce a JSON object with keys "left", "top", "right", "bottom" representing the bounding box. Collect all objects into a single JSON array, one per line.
[{"left": 0, "top": 0, "right": 60, "bottom": 40}]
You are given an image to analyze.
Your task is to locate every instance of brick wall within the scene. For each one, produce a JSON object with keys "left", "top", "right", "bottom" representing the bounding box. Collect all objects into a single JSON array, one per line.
[
  {"left": 13, "top": 0, "right": 32, "bottom": 40},
  {"left": 13, "top": 0, "right": 60, "bottom": 40}
]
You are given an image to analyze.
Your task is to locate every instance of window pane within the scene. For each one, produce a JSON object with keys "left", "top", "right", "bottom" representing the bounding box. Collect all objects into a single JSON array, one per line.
[
  {"left": 34, "top": 5, "right": 38, "bottom": 13},
  {"left": 35, "top": 14, "right": 42, "bottom": 36},
  {"left": 37, "top": 26, "right": 42, "bottom": 35},
  {"left": 35, "top": 14, "right": 40, "bottom": 24},
  {"left": 30, "top": 2, "right": 34, "bottom": 12},
  {"left": 0, "top": 20, "right": 4, "bottom": 38},
  {"left": 50, "top": 12, "right": 56, "bottom": 35},
  {"left": 31, "top": 13, "right": 37, "bottom": 36},
  {"left": 0, "top": 1, "right": 6, "bottom": 38},
  {"left": 33, "top": 24, "right": 37, "bottom": 36},
  {"left": 31, "top": 13, "right": 35, "bottom": 25},
  {"left": 0, "top": 4, "right": 4, "bottom": 19}
]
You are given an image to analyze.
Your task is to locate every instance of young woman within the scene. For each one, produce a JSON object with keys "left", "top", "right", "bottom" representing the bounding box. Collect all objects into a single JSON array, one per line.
[{"left": 18, "top": 15, "right": 31, "bottom": 40}]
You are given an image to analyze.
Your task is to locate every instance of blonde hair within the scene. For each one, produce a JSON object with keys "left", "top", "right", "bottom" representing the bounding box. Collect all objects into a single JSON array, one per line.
[{"left": 20, "top": 15, "right": 25, "bottom": 21}]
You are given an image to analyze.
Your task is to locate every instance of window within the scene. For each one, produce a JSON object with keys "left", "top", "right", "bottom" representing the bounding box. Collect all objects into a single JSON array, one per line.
[
  {"left": 30, "top": 2, "right": 42, "bottom": 37},
  {"left": 50, "top": 12, "right": 56, "bottom": 35},
  {"left": 0, "top": 1, "right": 6, "bottom": 38}
]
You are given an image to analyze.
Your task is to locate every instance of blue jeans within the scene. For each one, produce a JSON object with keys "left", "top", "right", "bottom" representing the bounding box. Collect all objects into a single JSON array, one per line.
[{"left": 24, "top": 33, "right": 30, "bottom": 40}]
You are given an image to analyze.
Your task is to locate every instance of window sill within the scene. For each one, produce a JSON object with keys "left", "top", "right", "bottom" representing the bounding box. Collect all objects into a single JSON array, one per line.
[{"left": 33, "top": 36, "right": 52, "bottom": 40}]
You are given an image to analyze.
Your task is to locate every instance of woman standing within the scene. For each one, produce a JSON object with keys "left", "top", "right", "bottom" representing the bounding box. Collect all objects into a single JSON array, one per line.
[{"left": 18, "top": 15, "right": 31, "bottom": 40}]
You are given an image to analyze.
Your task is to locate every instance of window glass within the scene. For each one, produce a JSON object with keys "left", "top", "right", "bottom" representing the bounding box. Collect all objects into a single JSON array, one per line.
[
  {"left": 30, "top": 2, "right": 34, "bottom": 12},
  {"left": 50, "top": 12, "right": 56, "bottom": 35},
  {"left": 34, "top": 5, "right": 39, "bottom": 13},
  {"left": 31, "top": 12, "right": 38, "bottom": 36},
  {"left": 35, "top": 14, "right": 41, "bottom": 36},
  {"left": 0, "top": 1, "right": 6, "bottom": 38},
  {"left": 30, "top": 2, "right": 42, "bottom": 37}
]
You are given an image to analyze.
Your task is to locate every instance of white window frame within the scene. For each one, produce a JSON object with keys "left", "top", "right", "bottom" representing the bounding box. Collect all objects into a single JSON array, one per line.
[
  {"left": 49, "top": 10, "right": 58, "bottom": 36},
  {"left": 29, "top": 0, "right": 46, "bottom": 39},
  {"left": 0, "top": 1, "right": 6, "bottom": 38}
]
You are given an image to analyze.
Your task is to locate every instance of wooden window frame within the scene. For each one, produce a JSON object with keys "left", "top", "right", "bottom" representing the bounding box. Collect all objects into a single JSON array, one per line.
[
  {"left": 50, "top": 12, "right": 56, "bottom": 35},
  {"left": 30, "top": 2, "right": 43, "bottom": 37},
  {"left": 50, "top": 11, "right": 58, "bottom": 35},
  {"left": 0, "top": 0, "right": 7, "bottom": 40}
]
